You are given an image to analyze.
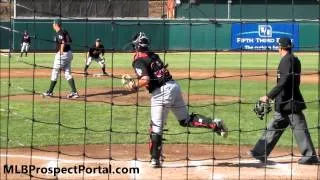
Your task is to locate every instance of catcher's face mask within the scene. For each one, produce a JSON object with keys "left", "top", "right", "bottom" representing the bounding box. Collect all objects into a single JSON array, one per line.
[
  {"left": 253, "top": 100, "right": 272, "bottom": 120},
  {"left": 131, "top": 32, "right": 150, "bottom": 51}
]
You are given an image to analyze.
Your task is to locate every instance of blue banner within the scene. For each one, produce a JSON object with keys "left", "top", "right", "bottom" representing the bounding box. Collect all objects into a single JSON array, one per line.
[{"left": 231, "top": 23, "right": 299, "bottom": 51}]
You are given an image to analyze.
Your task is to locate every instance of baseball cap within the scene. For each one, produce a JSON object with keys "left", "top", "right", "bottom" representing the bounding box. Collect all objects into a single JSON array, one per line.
[
  {"left": 53, "top": 18, "right": 62, "bottom": 25},
  {"left": 278, "top": 37, "right": 292, "bottom": 48},
  {"left": 96, "top": 38, "right": 101, "bottom": 42}
]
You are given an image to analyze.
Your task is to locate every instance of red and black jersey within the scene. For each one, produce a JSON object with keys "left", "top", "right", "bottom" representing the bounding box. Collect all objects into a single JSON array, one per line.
[
  {"left": 21, "top": 33, "right": 31, "bottom": 43},
  {"left": 132, "top": 51, "right": 172, "bottom": 93},
  {"left": 55, "top": 29, "right": 72, "bottom": 52}
]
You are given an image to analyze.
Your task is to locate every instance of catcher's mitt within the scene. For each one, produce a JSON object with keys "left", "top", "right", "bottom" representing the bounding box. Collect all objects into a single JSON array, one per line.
[
  {"left": 121, "top": 74, "right": 137, "bottom": 91},
  {"left": 253, "top": 100, "right": 272, "bottom": 120}
]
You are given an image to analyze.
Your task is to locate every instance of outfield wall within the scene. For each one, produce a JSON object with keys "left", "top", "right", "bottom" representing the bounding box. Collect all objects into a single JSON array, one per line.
[
  {"left": 0, "top": 21, "right": 11, "bottom": 50},
  {"left": 1, "top": 19, "right": 319, "bottom": 51},
  {"left": 176, "top": 0, "right": 319, "bottom": 19}
]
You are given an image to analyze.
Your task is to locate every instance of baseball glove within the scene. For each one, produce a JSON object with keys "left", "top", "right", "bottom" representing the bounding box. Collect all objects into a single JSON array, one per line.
[
  {"left": 253, "top": 100, "right": 272, "bottom": 120},
  {"left": 121, "top": 74, "right": 137, "bottom": 91}
]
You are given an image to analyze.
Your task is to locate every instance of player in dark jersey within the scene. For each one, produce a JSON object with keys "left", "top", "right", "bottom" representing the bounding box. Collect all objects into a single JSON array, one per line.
[
  {"left": 250, "top": 37, "right": 318, "bottom": 164},
  {"left": 84, "top": 38, "right": 108, "bottom": 76},
  {"left": 20, "top": 30, "right": 31, "bottom": 57},
  {"left": 42, "top": 19, "right": 79, "bottom": 99},
  {"left": 129, "top": 32, "right": 228, "bottom": 167}
]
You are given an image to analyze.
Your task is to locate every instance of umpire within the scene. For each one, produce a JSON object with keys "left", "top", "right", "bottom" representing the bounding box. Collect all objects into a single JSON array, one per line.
[{"left": 250, "top": 37, "right": 318, "bottom": 164}]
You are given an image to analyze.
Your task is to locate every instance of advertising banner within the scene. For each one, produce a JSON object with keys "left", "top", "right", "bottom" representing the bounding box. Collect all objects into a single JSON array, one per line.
[{"left": 231, "top": 23, "right": 299, "bottom": 51}]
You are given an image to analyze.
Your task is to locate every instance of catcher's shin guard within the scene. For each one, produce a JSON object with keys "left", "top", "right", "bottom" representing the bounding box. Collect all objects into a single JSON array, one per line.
[
  {"left": 189, "top": 113, "right": 217, "bottom": 129},
  {"left": 149, "top": 132, "right": 162, "bottom": 160},
  {"left": 178, "top": 114, "right": 215, "bottom": 128},
  {"left": 180, "top": 113, "right": 228, "bottom": 137}
]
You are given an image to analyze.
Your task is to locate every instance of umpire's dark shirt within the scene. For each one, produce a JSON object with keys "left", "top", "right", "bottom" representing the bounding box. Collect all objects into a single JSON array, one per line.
[{"left": 267, "top": 52, "right": 306, "bottom": 113}]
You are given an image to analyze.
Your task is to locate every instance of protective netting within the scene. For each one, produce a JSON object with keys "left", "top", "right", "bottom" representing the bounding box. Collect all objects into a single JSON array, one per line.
[{"left": 0, "top": 0, "right": 320, "bottom": 179}]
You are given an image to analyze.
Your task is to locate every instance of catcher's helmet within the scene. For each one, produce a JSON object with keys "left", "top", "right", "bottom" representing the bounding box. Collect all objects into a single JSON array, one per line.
[{"left": 132, "top": 32, "right": 150, "bottom": 51}]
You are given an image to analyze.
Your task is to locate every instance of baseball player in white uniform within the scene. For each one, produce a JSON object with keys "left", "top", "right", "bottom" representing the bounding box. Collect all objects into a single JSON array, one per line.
[
  {"left": 20, "top": 31, "right": 31, "bottom": 57},
  {"left": 42, "top": 19, "right": 79, "bottom": 98}
]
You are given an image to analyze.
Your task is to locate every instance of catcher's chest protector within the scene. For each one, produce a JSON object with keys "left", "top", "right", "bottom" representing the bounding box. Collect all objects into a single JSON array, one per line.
[{"left": 149, "top": 54, "right": 172, "bottom": 85}]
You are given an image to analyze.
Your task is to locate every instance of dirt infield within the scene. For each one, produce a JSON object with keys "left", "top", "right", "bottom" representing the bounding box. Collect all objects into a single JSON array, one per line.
[
  {"left": 0, "top": 68, "right": 318, "bottom": 84},
  {"left": 1, "top": 144, "right": 319, "bottom": 179},
  {"left": 5, "top": 87, "right": 238, "bottom": 105}
]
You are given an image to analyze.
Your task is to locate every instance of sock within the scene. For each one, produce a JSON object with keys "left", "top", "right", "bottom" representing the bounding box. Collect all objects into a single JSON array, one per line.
[
  {"left": 102, "top": 66, "right": 106, "bottom": 74},
  {"left": 84, "top": 65, "right": 89, "bottom": 73},
  {"left": 68, "top": 78, "right": 77, "bottom": 93},
  {"left": 48, "top": 81, "right": 57, "bottom": 93},
  {"left": 20, "top": 52, "right": 23, "bottom": 57}
]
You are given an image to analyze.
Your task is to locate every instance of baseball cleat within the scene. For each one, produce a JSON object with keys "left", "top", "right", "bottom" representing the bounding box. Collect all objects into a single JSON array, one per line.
[
  {"left": 298, "top": 156, "right": 319, "bottom": 165},
  {"left": 213, "top": 118, "right": 228, "bottom": 138},
  {"left": 150, "top": 158, "right": 161, "bottom": 168},
  {"left": 102, "top": 72, "right": 109, "bottom": 76},
  {"left": 67, "top": 92, "right": 79, "bottom": 99},
  {"left": 41, "top": 91, "right": 53, "bottom": 97},
  {"left": 248, "top": 150, "right": 267, "bottom": 163}
]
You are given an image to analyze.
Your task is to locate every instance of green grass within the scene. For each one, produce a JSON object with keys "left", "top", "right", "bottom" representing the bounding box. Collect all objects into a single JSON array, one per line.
[
  {"left": 1, "top": 52, "right": 319, "bottom": 70},
  {"left": 0, "top": 52, "right": 319, "bottom": 148}
]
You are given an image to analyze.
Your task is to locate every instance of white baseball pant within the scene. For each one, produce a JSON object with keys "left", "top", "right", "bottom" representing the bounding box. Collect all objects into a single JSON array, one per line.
[
  {"left": 51, "top": 51, "right": 73, "bottom": 81},
  {"left": 21, "top": 42, "right": 30, "bottom": 52},
  {"left": 151, "top": 80, "right": 189, "bottom": 135},
  {"left": 86, "top": 56, "right": 105, "bottom": 67}
]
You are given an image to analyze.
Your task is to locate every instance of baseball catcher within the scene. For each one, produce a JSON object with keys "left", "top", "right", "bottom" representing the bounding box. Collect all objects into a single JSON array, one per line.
[
  {"left": 125, "top": 32, "right": 228, "bottom": 168},
  {"left": 84, "top": 38, "right": 108, "bottom": 76}
]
